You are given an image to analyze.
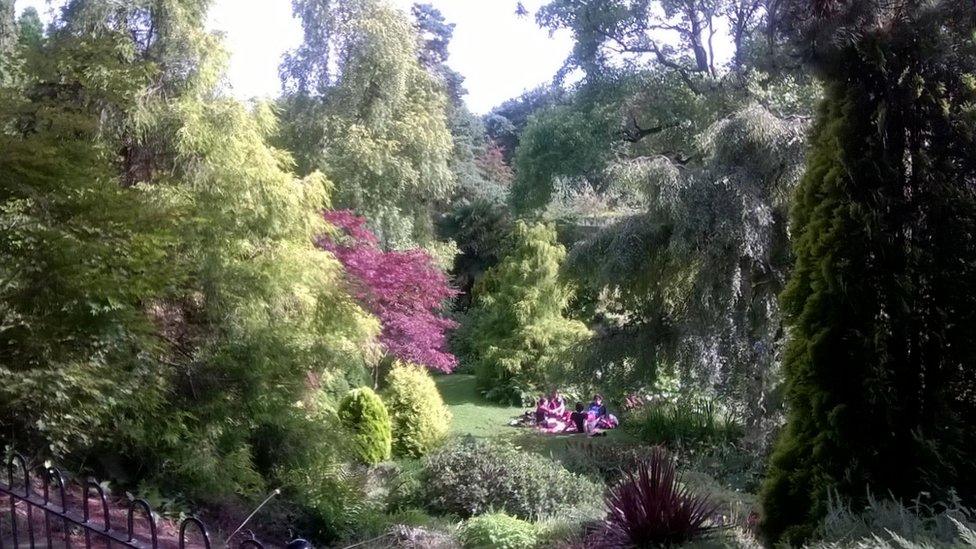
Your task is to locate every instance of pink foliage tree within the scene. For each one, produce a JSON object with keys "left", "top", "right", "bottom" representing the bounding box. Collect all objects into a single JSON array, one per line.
[{"left": 318, "top": 210, "right": 458, "bottom": 372}]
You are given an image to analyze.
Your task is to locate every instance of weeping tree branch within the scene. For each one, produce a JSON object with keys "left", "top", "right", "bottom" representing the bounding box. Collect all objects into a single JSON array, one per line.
[{"left": 621, "top": 118, "right": 680, "bottom": 142}]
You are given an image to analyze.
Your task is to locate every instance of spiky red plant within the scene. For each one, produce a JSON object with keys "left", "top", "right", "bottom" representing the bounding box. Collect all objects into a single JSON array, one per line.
[{"left": 603, "top": 446, "right": 719, "bottom": 547}]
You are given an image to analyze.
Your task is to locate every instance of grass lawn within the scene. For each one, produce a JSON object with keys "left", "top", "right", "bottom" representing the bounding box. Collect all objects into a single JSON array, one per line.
[
  {"left": 434, "top": 373, "right": 633, "bottom": 455},
  {"left": 434, "top": 373, "right": 523, "bottom": 438}
]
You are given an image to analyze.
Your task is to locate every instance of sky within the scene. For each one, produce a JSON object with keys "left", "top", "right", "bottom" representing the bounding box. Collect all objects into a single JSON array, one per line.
[{"left": 14, "top": 0, "right": 574, "bottom": 114}]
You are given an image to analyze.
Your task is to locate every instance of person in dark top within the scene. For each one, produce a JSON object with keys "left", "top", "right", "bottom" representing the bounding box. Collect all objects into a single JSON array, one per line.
[
  {"left": 535, "top": 395, "right": 549, "bottom": 424},
  {"left": 570, "top": 402, "right": 588, "bottom": 434}
]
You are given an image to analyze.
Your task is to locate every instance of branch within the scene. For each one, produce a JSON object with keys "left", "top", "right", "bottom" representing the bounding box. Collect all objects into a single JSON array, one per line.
[{"left": 621, "top": 118, "right": 680, "bottom": 143}]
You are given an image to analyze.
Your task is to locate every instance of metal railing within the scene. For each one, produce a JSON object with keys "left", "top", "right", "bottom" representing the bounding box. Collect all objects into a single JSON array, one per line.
[{"left": 0, "top": 453, "right": 285, "bottom": 548}]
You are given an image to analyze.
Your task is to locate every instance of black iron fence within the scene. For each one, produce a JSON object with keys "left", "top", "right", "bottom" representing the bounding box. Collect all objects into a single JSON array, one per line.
[{"left": 0, "top": 453, "right": 288, "bottom": 548}]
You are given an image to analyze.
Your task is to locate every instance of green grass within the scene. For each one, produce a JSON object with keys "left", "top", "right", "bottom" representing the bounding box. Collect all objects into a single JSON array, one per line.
[{"left": 435, "top": 374, "right": 524, "bottom": 438}]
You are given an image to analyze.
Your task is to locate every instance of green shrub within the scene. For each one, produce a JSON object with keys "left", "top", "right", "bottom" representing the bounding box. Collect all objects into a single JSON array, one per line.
[
  {"left": 459, "top": 512, "right": 538, "bottom": 549},
  {"left": 627, "top": 398, "right": 742, "bottom": 449},
  {"left": 383, "top": 362, "right": 452, "bottom": 458},
  {"left": 555, "top": 440, "right": 651, "bottom": 482},
  {"left": 423, "top": 438, "right": 602, "bottom": 520},
  {"left": 338, "top": 387, "right": 392, "bottom": 464},
  {"left": 384, "top": 459, "right": 426, "bottom": 512}
]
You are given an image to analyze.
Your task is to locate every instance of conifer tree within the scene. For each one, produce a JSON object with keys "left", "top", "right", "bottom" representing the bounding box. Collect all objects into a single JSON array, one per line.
[
  {"left": 462, "top": 221, "right": 590, "bottom": 403},
  {"left": 761, "top": 2, "right": 976, "bottom": 544}
]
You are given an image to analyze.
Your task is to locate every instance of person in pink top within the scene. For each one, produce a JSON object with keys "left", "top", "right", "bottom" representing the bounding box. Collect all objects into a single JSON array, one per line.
[{"left": 546, "top": 390, "right": 566, "bottom": 418}]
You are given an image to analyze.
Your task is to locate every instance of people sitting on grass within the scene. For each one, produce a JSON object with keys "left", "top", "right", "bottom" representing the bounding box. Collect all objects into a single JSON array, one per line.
[{"left": 522, "top": 390, "right": 619, "bottom": 436}]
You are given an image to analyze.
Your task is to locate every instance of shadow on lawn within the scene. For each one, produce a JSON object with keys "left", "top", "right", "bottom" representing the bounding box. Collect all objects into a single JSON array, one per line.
[{"left": 434, "top": 373, "right": 513, "bottom": 407}]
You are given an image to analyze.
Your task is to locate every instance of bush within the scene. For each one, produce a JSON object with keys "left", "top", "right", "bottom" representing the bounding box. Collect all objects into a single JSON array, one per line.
[
  {"left": 459, "top": 512, "right": 537, "bottom": 549},
  {"left": 603, "top": 446, "right": 719, "bottom": 547},
  {"left": 383, "top": 362, "right": 452, "bottom": 458},
  {"left": 384, "top": 459, "right": 426, "bottom": 512},
  {"left": 338, "top": 387, "right": 392, "bottom": 465},
  {"left": 423, "top": 438, "right": 602, "bottom": 520},
  {"left": 555, "top": 440, "right": 652, "bottom": 482},
  {"left": 626, "top": 398, "right": 742, "bottom": 449}
]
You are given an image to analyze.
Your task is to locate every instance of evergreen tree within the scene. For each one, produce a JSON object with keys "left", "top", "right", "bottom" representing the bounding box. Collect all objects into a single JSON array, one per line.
[
  {"left": 16, "top": 7, "right": 42, "bottom": 49},
  {"left": 462, "top": 221, "right": 590, "bottom": 403},
  {"left": 761, "top": 2, "right": 976, "bottom": 544}
]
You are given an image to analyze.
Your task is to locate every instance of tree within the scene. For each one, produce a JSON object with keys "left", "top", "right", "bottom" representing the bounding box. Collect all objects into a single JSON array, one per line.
[
  {"left": 0, "top": 0, "right": 15, "bottom": 83},
  {"left": 484, "top": 85, "right": 565, "bottom": 164},
  {"left": 0, "top": 9, "right": 175, "bottom": 457},
  {"left": 511, "top": 99, "right": 619, "bottom": 212},
  {"left": 408, "top": 3, "right": 513, "bottom": 205},
  {"left": 566, "top": 102, "right": 807, "bottom": 440},
  {"left": 280, "top": 0, "right": 454, "bottom": 248},
  {"left": 761, "top": 1, "right": 976, "bottom": 544},
  {"left": 16, "top": 7, "right": 42, "bottom": 49},
  {"left": 437, "top": 198, "right": 514, "bottom": 311},
  {"left": 0, "top": 0, "right": 379, "bottom": 509},
  {"left": 510, "top": 0, "right": 816, "bottom": 440},
  {"left": 475, "top": 140, "right": 514, "bottom": 187},
  {"left": 319, "top": 210, "right": 458, "bottom": 373},
  {"left": 536, "top": 0, "right": 766, "bottom": 88},
  {"left": 412, "top": 2, "right": 454, "bottom": 72},
  {"left": 0, "top": 0, "right": 13, "bottom": 53},
  {"left": 462, "top": 221, "right": 591, "bottom": 404}
]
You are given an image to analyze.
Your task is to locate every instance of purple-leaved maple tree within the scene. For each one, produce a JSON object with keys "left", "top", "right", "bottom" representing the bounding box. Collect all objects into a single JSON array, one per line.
[{"left": 318, "top": 210, "right": 458, "bottom": 373}]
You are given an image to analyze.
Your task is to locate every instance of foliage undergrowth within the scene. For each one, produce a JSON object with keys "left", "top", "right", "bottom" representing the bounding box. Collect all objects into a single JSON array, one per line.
[
  {"left": 626, "top": 399, "right": 743, "bottom": 450},
  {"left": 810, "top": 492, "right": 976, "bottom": 549},
  {"left": 459, "top": 512, "right": 538, "bottom": 549},
  {"left": 422, "top": 437, "right": 602, "bottom": 520}
]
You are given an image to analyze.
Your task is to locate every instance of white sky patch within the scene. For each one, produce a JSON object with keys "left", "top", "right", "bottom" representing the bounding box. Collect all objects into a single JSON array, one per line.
[{"left": 15, "top": 0, "right": 574, "bottom": 113}]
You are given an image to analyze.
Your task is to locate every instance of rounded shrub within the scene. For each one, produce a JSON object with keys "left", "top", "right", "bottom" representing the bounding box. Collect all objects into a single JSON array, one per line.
[
  {"left": 338, "top": 387, "right": 392, "bottom": 465},
  {"left": 423, "top": 438, "right": 603, "bottom": 520},
  {"left": 383, "top": 361, "right": 452, "bottom": 458},
  {"left": 459, "top": 512, "right": 538, "bottom": 549}
]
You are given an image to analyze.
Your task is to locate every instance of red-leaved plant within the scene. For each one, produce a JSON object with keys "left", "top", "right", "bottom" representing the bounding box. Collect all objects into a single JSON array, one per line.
[
  {"left": 318, "top": 210, "right": 458, "bottom": 372},
  {"left": 602, "top": 446, "right": 720, "bottom": 547}
]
